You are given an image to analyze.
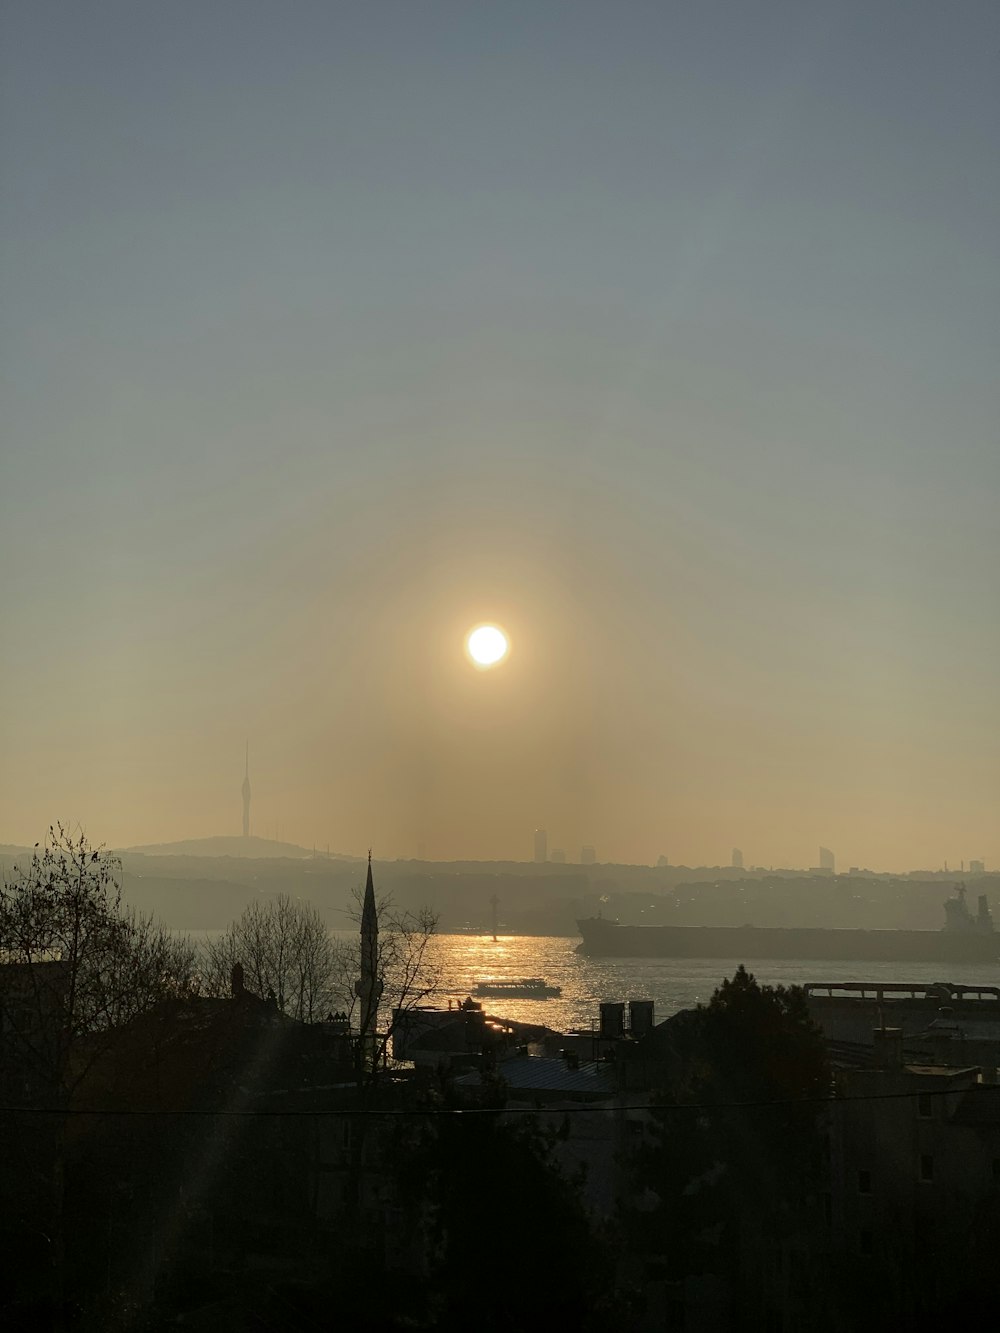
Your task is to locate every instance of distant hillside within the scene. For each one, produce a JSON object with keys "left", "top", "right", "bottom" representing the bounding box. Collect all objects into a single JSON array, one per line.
[
  {"left": 119, "top": 835, "right": 359, "bottom": 861},
  {"left": 120, "top": 875, "right": 266, "bottom": 932},
  {"left": 4, "top": 840, "right": 993, "bottom": 935}
]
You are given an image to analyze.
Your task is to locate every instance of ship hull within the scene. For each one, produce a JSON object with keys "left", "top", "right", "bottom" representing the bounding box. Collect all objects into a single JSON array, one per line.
[
  {"left": 576, "top": 919, "right": 999, "bottom": 964},
  {"left": 474, "top": 987, "right": 560, "bottom": 999}
]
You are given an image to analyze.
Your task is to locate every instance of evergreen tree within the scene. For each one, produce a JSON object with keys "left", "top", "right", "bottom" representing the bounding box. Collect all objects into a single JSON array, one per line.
[{"left": 627, "top": 966, "right": 829, "bottom": 1316}]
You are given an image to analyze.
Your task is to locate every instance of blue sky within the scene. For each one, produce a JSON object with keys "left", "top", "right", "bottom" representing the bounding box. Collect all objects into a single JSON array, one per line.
[{"left": 2, "top": 2, "right": 997, "bottom": 867}]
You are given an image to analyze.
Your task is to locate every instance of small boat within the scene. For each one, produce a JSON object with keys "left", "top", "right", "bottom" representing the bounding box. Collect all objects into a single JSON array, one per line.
[{"left": 473, "top": 977, "right": 562, "bottom": 999}]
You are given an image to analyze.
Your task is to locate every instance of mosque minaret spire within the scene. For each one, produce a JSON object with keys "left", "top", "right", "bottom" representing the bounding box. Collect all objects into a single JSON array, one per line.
[{"left": 355, "top": 850, "right": 384, "bottom": 1065}]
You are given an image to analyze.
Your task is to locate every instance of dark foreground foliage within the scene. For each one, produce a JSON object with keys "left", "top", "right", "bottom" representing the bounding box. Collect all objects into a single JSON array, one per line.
[
  {"left": 625, "top": 966, "right": 831, "bottom": 1323},
  {"left": 377, "top": 1091, "right": 619, "bottom": 1332}
]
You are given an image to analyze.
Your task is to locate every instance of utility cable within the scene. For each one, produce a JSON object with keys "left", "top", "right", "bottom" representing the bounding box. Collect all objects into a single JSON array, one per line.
[{"left": 0, "top": 1080, "right": 996, "bottom": 1118}]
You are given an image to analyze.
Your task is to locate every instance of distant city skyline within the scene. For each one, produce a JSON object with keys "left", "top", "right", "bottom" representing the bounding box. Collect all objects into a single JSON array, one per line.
[
  {"left": 533, "top": 829, "right": 548, "bottom": 865},
  {"left": 2, "top": 819, "right": 988, "bottom": 876},
  {"left": 0, "top": 776, "right": 991, "bottom": 875},
  {"left": 0, "top": 763, "right": 990, "bottom": 873}
]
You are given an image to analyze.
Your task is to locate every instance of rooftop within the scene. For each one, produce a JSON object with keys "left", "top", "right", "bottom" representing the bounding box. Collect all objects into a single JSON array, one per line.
[
  {"left": 951, "top": 1086, "right": 1000, "bottom": 1125},
  {"left": 455, "top": 1055, "right": 616, "bottom": 1099}
]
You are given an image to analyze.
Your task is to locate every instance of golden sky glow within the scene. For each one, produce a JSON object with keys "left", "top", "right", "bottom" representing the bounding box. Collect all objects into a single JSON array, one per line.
[{"left": 1, "top": 5, "right": 998, "bottom": 870}]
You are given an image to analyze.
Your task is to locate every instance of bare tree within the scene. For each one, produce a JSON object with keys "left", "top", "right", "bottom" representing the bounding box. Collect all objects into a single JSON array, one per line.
[
  {"left": 0, "top": 826, "right": 198, "bottom": 1307},
  {"left": 0, "top": 824, "right": 197, "bottom": 1103},
  {"left": 334, "top": 885, "right": 440, "bottom": 1080},
  {"left": 199, "top": 880, "right": 439, "bottom": 1080},
  {"left": 200, "top": 894, "right": 343, "bottom": 1021}
]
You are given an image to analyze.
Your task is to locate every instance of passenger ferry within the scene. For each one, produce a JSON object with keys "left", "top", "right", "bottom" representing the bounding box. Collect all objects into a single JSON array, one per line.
[{"left": 473, "top": 977, "right": 562, "bottom": 999}]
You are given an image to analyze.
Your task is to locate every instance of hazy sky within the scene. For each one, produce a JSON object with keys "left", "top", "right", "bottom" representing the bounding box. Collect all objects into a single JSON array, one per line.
[{"left": 2, "top": 2, "right": 997, "bottom": 869}]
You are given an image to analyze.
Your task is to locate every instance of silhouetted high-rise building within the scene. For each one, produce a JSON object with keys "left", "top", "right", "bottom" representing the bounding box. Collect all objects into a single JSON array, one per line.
[
  {"left": 819, "top": 846, "right": 835, "bottom": 872},
  {"left": 731, "top": 847, "right": 744, "bottom": 869},
  {"left": 969, "top": 859, "right": 985, "bottom": 874},
  {"left": 241, "top": 743, "right": 251, "bottom": 838},
  {"left": 550, "top": 848, "right": 566, "bottom": 864},
  {"left": 580, "top": 845, "right": 597, "bottom": 865},
  {"left": 533, "top": 828, "right": 547, "bottom": 863}
]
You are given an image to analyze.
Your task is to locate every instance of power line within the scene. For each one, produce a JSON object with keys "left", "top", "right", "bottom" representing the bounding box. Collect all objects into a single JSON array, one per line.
[{"left": 1, "top": 1081, "right": 996, "bottom": 1118}]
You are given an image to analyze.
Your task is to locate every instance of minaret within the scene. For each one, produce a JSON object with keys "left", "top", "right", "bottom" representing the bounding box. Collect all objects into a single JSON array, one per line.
[
  {"left": 355, "top": 851, "right": 384, "bottom": 1061},
  {"left": 241, "top": 743, "right": 251, "bottom": 839}
]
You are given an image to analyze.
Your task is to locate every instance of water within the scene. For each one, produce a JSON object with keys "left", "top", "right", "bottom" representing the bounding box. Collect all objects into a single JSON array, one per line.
[{"left": 426, "top": 933, "right": 1000, "bottom": 1031}]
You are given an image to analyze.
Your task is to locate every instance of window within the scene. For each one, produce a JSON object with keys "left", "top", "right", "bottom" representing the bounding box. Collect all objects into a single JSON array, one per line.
[
  {"left": 917, "top": 1093, "right": 933, "bottom": 1118},
  {"left": 920, "top": 1155, "right": 934, "bottom": 1182},
  {"left": 857, "top": 1169, "right": 872, "bottom": 1194}
]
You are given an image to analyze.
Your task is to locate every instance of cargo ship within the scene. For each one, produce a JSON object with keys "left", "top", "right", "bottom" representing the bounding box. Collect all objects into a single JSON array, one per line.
[{"left": 576, "top": 887, "right": 997, "bottom": 964}]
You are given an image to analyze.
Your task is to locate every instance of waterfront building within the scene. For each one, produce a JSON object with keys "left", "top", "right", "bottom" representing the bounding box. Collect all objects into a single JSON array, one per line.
[
  {"left": 828, "top": 1033, "right": 1000, "bottom": 1318},
  {"left": 533, "top": 828, "right": 548, "bottom": 863}
]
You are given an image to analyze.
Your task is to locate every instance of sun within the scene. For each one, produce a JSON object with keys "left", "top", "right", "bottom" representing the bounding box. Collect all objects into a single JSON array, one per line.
[{"left": 466, "top": 624, "right": 509, "bottom": 669}]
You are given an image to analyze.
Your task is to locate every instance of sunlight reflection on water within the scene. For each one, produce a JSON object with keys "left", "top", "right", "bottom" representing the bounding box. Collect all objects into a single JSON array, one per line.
[{"left": 420, "top": 934, "right": 999, "bottom": 1031}]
